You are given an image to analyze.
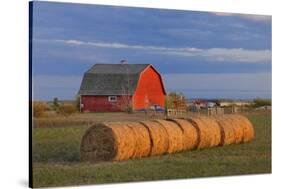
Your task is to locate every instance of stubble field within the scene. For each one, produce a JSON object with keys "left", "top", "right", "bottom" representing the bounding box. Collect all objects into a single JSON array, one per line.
[{"left": 32, "top": 112, "right": 271, "bottom": 187}]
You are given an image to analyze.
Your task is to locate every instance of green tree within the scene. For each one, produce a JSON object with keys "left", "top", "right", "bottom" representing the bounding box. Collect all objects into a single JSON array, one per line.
[
  {"left": 253, "top": 97, "right": 271, "bottom": 107},
  {"left": 53, "top": 97, "right": 59, "bottom": 110}
]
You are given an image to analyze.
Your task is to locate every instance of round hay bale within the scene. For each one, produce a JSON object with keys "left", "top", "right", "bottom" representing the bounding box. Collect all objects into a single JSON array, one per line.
[
  {"left": 126, "top": 122, "right": 151, "bottom": 158},
  {"left": 167, "top": 118, "right": 199, "bottom": 150},
  {"left": 185, "top": 117, "right": 212, "bottom": 149},
  {"left": 105, "top": 122, "right": 136, "bottom": 161},
  {"left": 80, "top": 122, "right": 136, "bottom": 162},
  {"left": 197, "top": 116, "right": 221, "bottom": 147},
  {"left": 139, "top": 121, "right": 169, "bottom": 156},
  {"left": 80, "top": 124, "right": 116, "bottom": 162},
  {"left": 225, "top": 116, "right": 244, "bottom": 144},
  {"left": 154, "top": 119, "right": 183, "bottom": 153},
  {"left": 229, "top": 115, "right": 254, "bottom": 142},
  {"left": 214, "top": 116, "right": 236, "bottom": 145}
]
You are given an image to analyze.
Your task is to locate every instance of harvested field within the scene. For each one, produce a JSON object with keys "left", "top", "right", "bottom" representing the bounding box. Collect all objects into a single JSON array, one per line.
[
  {"left": 33, "top": 112, "right": 166, "bottom": 128},
  {"left": 32, "top": 112, "right": 271, "bottom": 187}
]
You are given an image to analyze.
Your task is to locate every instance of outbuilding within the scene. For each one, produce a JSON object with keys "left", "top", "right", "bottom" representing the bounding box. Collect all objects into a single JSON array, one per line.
[{"left": 78, "top": 63, "right": 166, "bottom": 112}]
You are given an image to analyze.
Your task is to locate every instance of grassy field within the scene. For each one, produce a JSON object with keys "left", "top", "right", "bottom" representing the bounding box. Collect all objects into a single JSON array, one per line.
[{"left": 32, "top": 112, "right": 271, "bottom": 187}]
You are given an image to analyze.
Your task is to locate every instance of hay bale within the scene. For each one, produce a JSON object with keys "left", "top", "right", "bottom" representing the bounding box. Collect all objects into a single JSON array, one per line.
[
  {"left": 185, "top": 117, "right": 212, "bottom": 149},
  {"left": 229, "top": 115, "right": 255, "bottom": 142},
  {"left": 214, "top": 115, "right": 254, "bottom": 145},
  {"left": 154, "top": 119, "right": 183, "bottom": 153},
  {"left": 167, "top": 118, "right": 199, "bottom": 150},
  {"left": 105, "top": 122, "right": 136, "bottom": 160},
  {"left": 80, "top": 122, "right": 136, "bottom": 162},
  {"left": 226, "top": 116, "right": 244, "bottom": 144},
  {"left": 126, "top": 122, "right": 151, "bottom": 158},
  {"left": 139, "top": 121, "right": 169, "bottom": 156},
  {"left": 80, "top": 115, "right": 254, "bottom": 163},
  {"left": 80, "top": 124, "right": 116, "bottom": 162},
  {"left": 214, "top": 116, "right": 236, "bottom": 145},
  {"left": 197, "top": 116, "right": 221, "bottom": 147}
]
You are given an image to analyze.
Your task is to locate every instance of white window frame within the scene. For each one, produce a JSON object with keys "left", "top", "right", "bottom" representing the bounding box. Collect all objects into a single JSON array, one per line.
[{"left": 108, "top": 96, "right": 117, "bottom": 102}]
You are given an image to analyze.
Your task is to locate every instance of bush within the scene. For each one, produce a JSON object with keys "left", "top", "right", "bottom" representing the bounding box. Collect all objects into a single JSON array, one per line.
[
  {"left": 33, "top": 102, "right": 48, "bottom": 117},
  {"left": 253, "top": 98, "right": 271, "bottom": 107},
  {"left": 165, "top": 92, "right": 187, "bottom": 110},
  {"left": 75, "top": 96, "right": 81, "bottom": 112},
  {"left": 117, "top": 96, "right": 133, "bottom": 114},
  {"left": 52, "top": 97, "right": 60, "bottom": 111},
  {"left": 57, "top": 103, "right": 76, "bottom": 116}
]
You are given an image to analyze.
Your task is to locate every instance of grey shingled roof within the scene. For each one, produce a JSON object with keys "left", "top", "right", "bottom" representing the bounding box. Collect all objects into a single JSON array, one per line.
[{"left": 78, "top": 64, "right": 150, "bottom": 95}]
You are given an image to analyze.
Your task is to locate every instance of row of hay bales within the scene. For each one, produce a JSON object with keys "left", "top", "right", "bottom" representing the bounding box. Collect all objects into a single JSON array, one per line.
[{"left": 80, "top": 115, "right": 254, "bottom": 162}]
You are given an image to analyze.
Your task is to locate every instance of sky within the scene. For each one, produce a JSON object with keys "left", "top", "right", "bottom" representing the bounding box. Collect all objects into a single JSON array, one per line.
[{"left": 31, "top": 1, "right": 272, "bottom": 100}]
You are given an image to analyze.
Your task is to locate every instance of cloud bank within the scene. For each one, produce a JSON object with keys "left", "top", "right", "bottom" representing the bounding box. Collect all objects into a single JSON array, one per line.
[
  {"left": 33, "top": 73, "right": 271, "bottom": 100},
  {"left": 212, "top": 12, "right": 271, "bottom": 22},
  {"left": 35, "top": 39, "right": 271, "bottom": 63}
]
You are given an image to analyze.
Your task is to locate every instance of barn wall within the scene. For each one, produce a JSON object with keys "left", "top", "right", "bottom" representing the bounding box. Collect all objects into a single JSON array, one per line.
[
  {"left": 81, "top": 95, "right": 132, "bottom": 112},
  {"left": 133, "top": 66, "right": 165, "bottom": 110}
]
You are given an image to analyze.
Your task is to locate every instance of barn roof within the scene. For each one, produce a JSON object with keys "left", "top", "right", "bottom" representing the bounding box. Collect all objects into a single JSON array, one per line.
[{"left": 78, "top": 64, "right": 151, "bottom": 95}]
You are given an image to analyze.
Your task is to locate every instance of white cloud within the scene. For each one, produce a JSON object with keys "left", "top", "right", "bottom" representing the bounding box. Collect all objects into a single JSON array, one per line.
[
  {"left": 212, "top": 12, "right": 271, "bottom": 22},
  {"left": 35, "top": 38, "right": 271, "bottom": 63},
  {"left": 165, "top": 48, "right": 271, "bottom": 63},
  {"left": 53, "top": 39, "right": 201, "bottom": 52}
]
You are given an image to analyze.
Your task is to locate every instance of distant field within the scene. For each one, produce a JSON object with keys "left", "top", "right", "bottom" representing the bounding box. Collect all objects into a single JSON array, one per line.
[
  {"left": 32, "top": 112, "right": 271, "bottom": 187},
  {"left": 33, "top": 112, "right": 166, "bottom": 128}
]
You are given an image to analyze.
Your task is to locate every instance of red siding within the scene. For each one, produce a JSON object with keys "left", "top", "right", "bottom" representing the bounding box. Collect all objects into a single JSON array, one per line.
[
  {"left": 133, "top": 66, "right": 165, "bottom": 110},
  {"left": 81, "top": 95, "right": 131, "bottom": 112},
  {"left": 80, "top": 65, "right": 165, "bottom": 112}
]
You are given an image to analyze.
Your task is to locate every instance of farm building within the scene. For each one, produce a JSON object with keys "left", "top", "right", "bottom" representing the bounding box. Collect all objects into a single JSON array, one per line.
[
  {"left": 219, "top": 101, "right": 253, "bottom": 107},
  {"left": 78, "top": 63, "right": 166, "bottom": 112}
]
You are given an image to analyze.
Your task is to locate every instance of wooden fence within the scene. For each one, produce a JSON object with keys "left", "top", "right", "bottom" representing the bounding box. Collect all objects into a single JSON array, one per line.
[
  {"left": 167, "top": 109, "right": 187, "bottom": 117},
  {"left": 207, "top": 107, "right": 224, "bottom": 116},
  {"left": 152, "top": 106, "right": 258, "bottom": 119}
]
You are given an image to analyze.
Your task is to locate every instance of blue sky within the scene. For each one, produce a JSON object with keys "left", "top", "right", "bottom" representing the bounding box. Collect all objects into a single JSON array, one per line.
[{"left": 32, "top": 1, "right": 272, "bottom": 100}]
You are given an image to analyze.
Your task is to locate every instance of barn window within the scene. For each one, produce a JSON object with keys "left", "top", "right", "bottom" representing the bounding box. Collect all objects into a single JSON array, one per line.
[{"left": 108, "top": 96, "right": 117, "bottom": 102}]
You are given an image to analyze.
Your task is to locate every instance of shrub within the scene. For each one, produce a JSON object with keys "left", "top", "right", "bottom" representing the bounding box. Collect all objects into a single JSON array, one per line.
[
  {"left": 52, "top": 97, "right": 60, "bottom": 111},
  {"left": 253, "top": 98, "right": 271, "bottom": 107},
  {"left": 75, "top": 96, "right": 81, "bottom": 112},
  {"left": 57, "top": 103, "right": 76, "bottom": 116},
  {"left": 117, "top": 95, "right": 133, "bottom": 114},
  {"left": 33, "top": 102, "right": 48, "bottom": 117},
  {"left": 165, "top": 92, "right": 187, "bottom": 110}
]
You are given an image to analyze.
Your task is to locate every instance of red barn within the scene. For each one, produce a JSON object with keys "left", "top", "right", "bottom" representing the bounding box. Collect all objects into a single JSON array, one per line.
[{"left": 78, "top": 63, "right": 166, "bottom": 112}]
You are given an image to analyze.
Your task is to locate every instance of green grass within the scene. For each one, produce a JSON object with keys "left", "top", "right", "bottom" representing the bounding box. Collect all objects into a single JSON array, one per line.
[
  {"left": 32, "top": 113, "right": 271, "bottom": 187},
  {"left": 32, "top": 126, "right": 89, "bottom": 162}
]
